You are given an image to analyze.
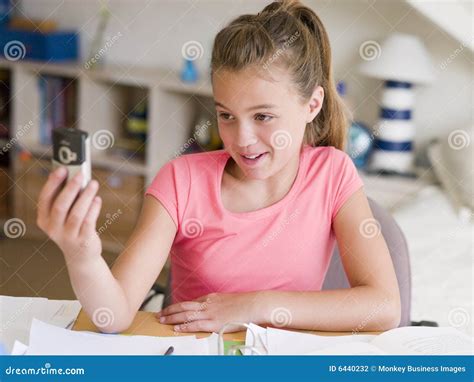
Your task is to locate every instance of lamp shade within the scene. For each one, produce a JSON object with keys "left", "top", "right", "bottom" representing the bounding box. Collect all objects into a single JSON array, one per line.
[{"left": 359, "top": 33, "right": 435, "bottom": 84}]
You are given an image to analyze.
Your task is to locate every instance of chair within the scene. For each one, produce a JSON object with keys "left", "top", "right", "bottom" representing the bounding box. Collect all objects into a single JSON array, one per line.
[
  {"left": 142, "top": 198, "right": 436, "bottom": 327},
  {"left": 322, "top": 198, "right": 412, "bottom": 326}
]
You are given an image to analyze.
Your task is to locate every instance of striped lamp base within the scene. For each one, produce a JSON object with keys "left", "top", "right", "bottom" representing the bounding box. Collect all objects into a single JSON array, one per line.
[{"left": 370, "top": 80, "right": 415, "bottom": 174}]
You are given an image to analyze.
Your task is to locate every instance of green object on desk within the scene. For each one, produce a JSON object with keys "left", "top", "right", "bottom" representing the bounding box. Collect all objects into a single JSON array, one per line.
[{"left": 224, "top": 340, "right": 244, "bottom": 356}]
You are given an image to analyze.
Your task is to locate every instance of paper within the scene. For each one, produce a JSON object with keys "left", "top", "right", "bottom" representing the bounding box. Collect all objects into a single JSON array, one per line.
[
  {"left": 306, "top": 342, "right": 387, "bottom": 355},
  {"left": 25, "top": 319, "right": 215, "bottom": 355},
  {"left": 266, "top": 327, "right": 376, "bottom": 355},
  {"left": 370, "top": 326, "right": 474, "bottom": 355},
  {"left": 244, "top": 324, "right": 268, "bottom": 355},
  {"left": 0, "top": 295, "right": 81, "bottom": 354},
  {"left": 244, "top": 324, "right": 473, "bottom": 355},
  {"left": 11, "top": 340, "right": 28, "bottom": 355}
]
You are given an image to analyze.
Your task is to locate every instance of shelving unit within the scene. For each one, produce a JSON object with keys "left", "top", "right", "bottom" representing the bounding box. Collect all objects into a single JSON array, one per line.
[{"left": 0, "top": 58, "right": 216, "bottom": 253}]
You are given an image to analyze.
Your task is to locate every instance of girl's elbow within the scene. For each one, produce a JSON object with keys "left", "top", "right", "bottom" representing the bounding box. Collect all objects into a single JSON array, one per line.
[
  {"left": 97, "top": 320, "right": 133, "bottom": 334},
  {"left": 379, "top": 298, "right": 401, "bottom": 331},
  {"left": 93, "top": 313, "right": 134, "bottom": 334}
]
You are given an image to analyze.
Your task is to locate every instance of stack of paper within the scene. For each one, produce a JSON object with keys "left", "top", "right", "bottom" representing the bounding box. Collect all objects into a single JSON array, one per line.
[
  {"left": 0, "top": 295, "right": 81, "bottom": 354},
  {"left": 12, "top": 319, "right": 219, "bottom": 355},
  {"left": 244, "top": 324, "right": 474, "bottom": 355}
]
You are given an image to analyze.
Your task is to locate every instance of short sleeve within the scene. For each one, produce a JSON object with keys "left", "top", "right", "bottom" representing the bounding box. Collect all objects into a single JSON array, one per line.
[
  {"left": 331, "top": 147, "right": 364, "bottom": 220},
  {"left": 145, "top": 157, "right": 190, "bottom": 228}
]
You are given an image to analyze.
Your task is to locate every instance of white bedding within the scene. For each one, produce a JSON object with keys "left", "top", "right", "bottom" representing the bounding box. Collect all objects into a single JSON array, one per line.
[{"left": 390, "top": 185, "right": 473, "bottom": 335}]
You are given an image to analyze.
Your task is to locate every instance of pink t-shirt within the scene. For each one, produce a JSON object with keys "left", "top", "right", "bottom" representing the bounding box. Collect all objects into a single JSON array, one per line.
[{"left": 145, "top": 144, "right": 364, "bottom": 303}]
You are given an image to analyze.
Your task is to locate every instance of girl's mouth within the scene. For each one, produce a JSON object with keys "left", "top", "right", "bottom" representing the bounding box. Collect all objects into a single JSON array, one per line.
[{"left": 239, "top": 152, "right": 268, "bottom": 166}]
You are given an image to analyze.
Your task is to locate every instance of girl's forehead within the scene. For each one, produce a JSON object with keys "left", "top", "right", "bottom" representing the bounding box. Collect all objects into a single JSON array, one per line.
[{"left": 212, "top": 67, "right": 297, "bottom": 104}]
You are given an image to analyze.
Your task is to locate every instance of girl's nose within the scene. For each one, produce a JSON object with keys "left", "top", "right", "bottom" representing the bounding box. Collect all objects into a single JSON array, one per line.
[{"left": 235, "top": 124, "right": 258, "bottom": 147}]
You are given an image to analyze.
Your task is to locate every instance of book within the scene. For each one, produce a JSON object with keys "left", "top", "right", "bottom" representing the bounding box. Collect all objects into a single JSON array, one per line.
[{"left": 246, "top": 324, "right": 473, "bottom": 355}]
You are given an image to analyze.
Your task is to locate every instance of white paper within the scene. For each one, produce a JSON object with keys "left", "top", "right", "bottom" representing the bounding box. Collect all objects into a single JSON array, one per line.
[
  {"left": 0, "top": 296, "right": 81, "bottom": 354},
  {"left": 306, "top": 342, "right": 387, "bottom": 355},
  {"left": 371, "top": 326, "right": 474, "bottom": 355},
  {"left": 26, "top": 319, "right": 212, "bottom": 355},
  {"left": 10, "top": 340, "right": 28, "bottom": 355},
  {"left": 266, "top": 327, "right": 376, "bottom": 355},
  {"left": 244, "top": 324, "right": 268, "bottom": 355}
]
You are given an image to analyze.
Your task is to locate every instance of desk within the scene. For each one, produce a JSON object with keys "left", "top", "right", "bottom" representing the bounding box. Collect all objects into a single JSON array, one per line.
[{"left": 72, "top": 310, "right": 382, "bottom": 341}]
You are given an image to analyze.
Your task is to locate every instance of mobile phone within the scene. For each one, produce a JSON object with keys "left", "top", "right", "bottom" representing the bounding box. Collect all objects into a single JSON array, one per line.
[{"left": 52, "top": 127, "right": 91, "bottom": 190}]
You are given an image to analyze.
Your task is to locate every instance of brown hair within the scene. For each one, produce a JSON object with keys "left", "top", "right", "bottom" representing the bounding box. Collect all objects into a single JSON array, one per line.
[{"left": 211, "top": 0, "right": 347, "bottom": 150}]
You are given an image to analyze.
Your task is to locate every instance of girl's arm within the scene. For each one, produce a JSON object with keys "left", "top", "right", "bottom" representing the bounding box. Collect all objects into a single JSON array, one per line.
[
  {"left": 69, "top": 195, "right": 177, "bottom": 333},
  {"left": 158, "top": 188, "right": 401, "bottom": 333},
  {"left": 38, "top": 167, "right": 176, "bottom": 333},
  {"left": 254, "top": 187, "right": 401, "bottom": 332}
]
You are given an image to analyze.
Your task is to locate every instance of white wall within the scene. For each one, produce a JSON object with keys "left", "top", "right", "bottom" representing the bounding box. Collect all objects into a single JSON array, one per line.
[{"left": 19, "top": 0, "right": 473, "bottom": 163}]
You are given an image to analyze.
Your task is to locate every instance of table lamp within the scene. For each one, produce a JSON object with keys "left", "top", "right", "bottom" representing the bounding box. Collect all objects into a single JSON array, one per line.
[{"left": 359, "top": 33, "right": 435, "bottom": 175}]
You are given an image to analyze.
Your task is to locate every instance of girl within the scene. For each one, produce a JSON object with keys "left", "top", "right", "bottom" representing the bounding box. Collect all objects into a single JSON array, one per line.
[{"left": 37, "top": 0, "right": 400, "bottom": 334}]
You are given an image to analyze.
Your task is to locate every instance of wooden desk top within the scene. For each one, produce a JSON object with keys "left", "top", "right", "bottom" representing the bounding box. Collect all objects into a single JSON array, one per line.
[{"left": 72, "top": 310, "right": 381, "bottom": 341}]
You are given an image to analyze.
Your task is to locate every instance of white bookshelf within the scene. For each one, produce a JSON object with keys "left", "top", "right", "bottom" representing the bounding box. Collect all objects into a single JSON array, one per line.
[{"left": 0, "top": 58, "right": 215, "bottom": 252}]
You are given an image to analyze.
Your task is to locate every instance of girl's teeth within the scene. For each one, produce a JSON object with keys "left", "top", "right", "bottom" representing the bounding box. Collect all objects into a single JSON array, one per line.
[{"left": 244, "top": 154, "right": 259, "bottom": 159}]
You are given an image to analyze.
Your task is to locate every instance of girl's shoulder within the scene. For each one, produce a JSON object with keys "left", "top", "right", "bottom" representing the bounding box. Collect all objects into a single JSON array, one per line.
[{"left": 302, "top": 144, "right": 349, "bottom": 167}]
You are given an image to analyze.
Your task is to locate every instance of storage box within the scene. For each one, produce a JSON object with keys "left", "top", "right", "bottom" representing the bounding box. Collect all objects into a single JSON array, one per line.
[{"left": 0, "top": 27, "right": 78, "bottom": 61}]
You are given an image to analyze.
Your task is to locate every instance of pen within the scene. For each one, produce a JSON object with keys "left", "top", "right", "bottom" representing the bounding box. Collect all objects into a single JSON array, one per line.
[{"left": 164, "top": 346, "right": 174, "bottom": 355}]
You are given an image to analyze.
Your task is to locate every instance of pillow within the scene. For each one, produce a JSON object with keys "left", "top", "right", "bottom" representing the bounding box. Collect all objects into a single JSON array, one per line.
[{"left": 427, "top": 127, "right": 473, "bottom": 221}]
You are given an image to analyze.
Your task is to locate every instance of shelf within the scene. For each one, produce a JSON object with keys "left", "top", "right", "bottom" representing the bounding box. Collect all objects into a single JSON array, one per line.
[
  {"left": 3, "top": 58, "right": 215, "bottom": 252},
  {"left": 0, "top": 59, "right": 215, "bottom": 91},
  {"left": 20, "top": 142, "right": 146, "bottom": 176}
]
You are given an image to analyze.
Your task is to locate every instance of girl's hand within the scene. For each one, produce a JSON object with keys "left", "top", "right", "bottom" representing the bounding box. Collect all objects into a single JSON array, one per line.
[
  {"left": 37, "top": 167, "right": 103, "bottom": 261},
  {"left": 156, "top": 292, "right": 261, "bottom": 333}
]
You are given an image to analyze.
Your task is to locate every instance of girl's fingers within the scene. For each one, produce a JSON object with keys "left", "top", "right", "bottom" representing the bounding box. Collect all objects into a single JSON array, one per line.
[
  {"left": 37, "top": 167, "right": 68, "bottom": 225},
  {"left": 159, "top": 310, "right": 208, "bottom": 325},
  {"left": 174, "top": 320, "right": 215, "bottom": 333},
  {"left": 65, "top": 180, "right": 99, "bottom": 234},
  {"left": 79, "top": 196, "right": 102, "bottom": 236},
  {"left": 158, "top": 301, "right": 205, "bottom": 317},
  {"left": 49, "top": 171, "right": 84, "bottom": 230}
]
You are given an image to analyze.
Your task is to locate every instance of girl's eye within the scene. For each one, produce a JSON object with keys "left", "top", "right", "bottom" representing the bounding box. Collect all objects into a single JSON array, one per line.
[
  {"left": 255, "top": 114, "right": 273, "bottom": 122},
  {"left": 218, "top": 112, "right": 234, "bottom": 121}
]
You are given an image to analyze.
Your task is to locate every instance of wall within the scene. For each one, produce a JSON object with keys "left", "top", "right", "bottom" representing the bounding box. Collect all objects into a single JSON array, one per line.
[{"left": 18, "top": 0, "right": 473, "bottom": 163}]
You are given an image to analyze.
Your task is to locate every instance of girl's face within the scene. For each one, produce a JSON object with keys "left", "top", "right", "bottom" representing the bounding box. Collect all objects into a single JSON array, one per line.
[{"left": 212, "top": 66, "right": 323, "bottom": 180}]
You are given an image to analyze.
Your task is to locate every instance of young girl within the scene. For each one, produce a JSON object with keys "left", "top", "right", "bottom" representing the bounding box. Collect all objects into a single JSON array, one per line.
[{"left": 37, "top": 0, "right": 400, "bottom": 334}]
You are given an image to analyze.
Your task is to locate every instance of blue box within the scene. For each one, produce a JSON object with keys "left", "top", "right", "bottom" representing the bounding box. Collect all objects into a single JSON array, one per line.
[{"left": 0, "top": 27, "right": 79, "bottom": 62}]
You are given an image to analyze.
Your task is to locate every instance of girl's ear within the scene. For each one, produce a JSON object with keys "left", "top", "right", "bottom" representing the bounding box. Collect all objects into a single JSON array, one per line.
[{"left": 306, "top": 85, "right": 324, "bottom": 123}]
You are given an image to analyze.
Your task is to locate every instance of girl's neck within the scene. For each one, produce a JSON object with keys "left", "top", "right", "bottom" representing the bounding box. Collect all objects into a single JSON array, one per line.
[{"left": 223, "top": 149, "right": 302, "bottom": 208}]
